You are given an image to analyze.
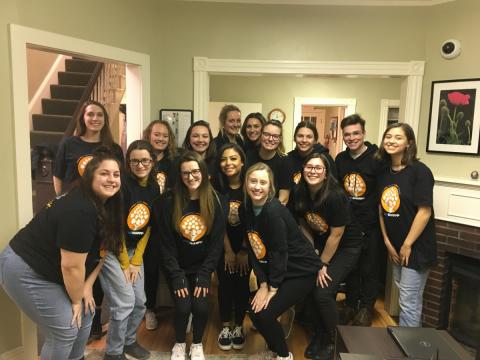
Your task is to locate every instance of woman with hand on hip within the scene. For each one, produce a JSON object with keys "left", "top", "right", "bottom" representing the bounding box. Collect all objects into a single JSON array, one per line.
[
  {"left": 154, "top": 151, "right": 225, "bottom": 360},
  {"left": 376, "top": 123, "right": 436, "bottom": 327},
  {"left": 0, "top": 149, "right": 123, "bottom": 360}
]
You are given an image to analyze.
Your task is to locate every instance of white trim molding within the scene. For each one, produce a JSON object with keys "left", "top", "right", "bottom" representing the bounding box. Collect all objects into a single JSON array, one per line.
[
  {"left": 193, "top": 57, "right": 424, "bottom": 132},
  {"left": 378, "top": 99, "right": 400, "bottom": 143},
  {"left": 0, "top": 346, "right": 24, "bottom": 360}
]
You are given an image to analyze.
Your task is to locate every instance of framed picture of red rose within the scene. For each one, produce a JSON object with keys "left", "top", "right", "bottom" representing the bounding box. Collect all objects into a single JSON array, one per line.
[{"left": 427, "top": 78, "right": 480, "bottom": 154}]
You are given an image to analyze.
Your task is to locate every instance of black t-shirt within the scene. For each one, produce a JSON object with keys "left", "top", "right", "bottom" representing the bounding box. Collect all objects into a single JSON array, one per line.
[
  {"left": 240, "top": 198, "right": 320, "bottom": 288},
  {"left": 335, "top": 142, "right": 384, "bottom": 229},
  {"left": 246, "top": 149, "right": 290, "bottom": 193},
  {"left": 295, "top": 191, "right": 363, "bottom": 251},
  {"left": 154, "top": 193, "right": 225, "bottom": 290},
  {"left": 9, "top": 188, "right": 100, "bottom": 285},
  {"left": 54, "top": 136, "right": 124, "bottom": 186},
  {"left": 378, "top": 161, "right": 437, "bottom": 270},
  {"left": 122, "top": 175, "right": 160, "bottom": 249},
  {"left": 154, "top": 156, "right": 175, "bottom": 194},
  {"left": 214, "top": 132, "right": 245, "bottom": 153},
  {"left": 219, "top": 185, "right": 245, "bottom": 253}
]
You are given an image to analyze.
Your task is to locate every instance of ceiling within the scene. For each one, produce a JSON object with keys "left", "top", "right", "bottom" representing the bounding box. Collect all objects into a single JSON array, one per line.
[{"left": 180, "top": 0, "right": 455, "bottom": 6}]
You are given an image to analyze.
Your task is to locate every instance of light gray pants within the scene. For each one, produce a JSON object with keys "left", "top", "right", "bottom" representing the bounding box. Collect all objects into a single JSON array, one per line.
[
  {"left": 0, "top": 245, "right": 91, "bottom": 360},
  {"left": 100, "top": 250, "right": 146, "bottom": 356}
]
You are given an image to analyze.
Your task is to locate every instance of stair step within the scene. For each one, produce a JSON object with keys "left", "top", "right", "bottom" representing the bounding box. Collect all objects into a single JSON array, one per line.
[
  {"left": 65, "top": 59, "right": 98, "bottom": 73},
  {"left": 32, "top": 114, "right": 72, "bottom": 132},
  {"left": 30, "top": 130, "right": 64, "bottom": 147},
  {"left": 58, "top": 71, "right": 92, "bottom": 86},
  {"left": 50, "top": 85, "right": 86, "bottom": 100},
  {"left": 42, "top": 98, "right": 79, "bottom": 116}
]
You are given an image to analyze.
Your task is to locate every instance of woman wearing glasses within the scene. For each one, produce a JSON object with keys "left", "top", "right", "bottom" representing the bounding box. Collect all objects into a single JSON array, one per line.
[
  {"left": 294, "top": 153, "right": 362, "bottom": 360},
  {"left": 154, "top": 151, "right": 225, "bottom": 360},
  {"left": 100, "top": 140, "right": 159, "bottom": 360},
  {"left": 245, "top": 120, "right": 290, "bottom": 205}
]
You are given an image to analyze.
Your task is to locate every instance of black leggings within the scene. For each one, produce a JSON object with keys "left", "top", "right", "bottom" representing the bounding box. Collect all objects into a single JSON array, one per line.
[
  {"left": 310, "top": 247, "right": 360, "bottom": 334},
  {"left": 143, "top": 238, "right": 161, "bottom": 310},
  {"left": 249, "top": 275, "right": 316, "bottom": 357},
  {"left": 217, "top": 259, "right": 250, "bottom": 326},
  {"left": 172, "top": 273, "right": 209, "bottom": 344}
]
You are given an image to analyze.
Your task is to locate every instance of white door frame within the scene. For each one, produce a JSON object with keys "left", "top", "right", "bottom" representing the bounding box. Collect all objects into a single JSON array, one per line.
[
  {"left": 9, "top": 24, "right": 150, "bottom": 359},
  {"left": 193, "top": 56, "right": 424, "bottom": 134},
  {"left": 378, "top": 99, "right": 400, "bottom": 143}
]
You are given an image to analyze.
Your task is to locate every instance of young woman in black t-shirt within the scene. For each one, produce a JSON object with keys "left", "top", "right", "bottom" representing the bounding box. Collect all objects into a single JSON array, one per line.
[
  {"left": 143, "top": 120, "right": 177, "bottom": 330},
  {"left": 376, "top": 123, "right": 436, "bottom": 327},
  {"left": 154, "top": 151, "right": 225, "bottom": 360},
  {"left": 212, "top": 143, "right": 250, "bottom": 351},
  {"left": 294, "top": 153, "right": 362, "bottom": 360},
  {"left": 213, "top": 104, "right": 244, "bottom": 152},
  {"left": 0, "top": 151, "right": 123, "bottom": 360},
  {"left": 182, "top": 120, "right": 216, "bottom": 176},
  {"left": 243, "top": 162, "right": 320, "bottom": 360},
  {"left": 240, "top": 112, "right": 266, "bottom": 153}
]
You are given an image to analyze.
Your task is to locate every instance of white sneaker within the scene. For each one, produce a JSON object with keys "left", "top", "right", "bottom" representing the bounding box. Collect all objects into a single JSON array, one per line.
[
  {"left": 189, "top": 343, "right": 205, "bottom": 360},
  {"left": 276, "top": 352, "right": 293, "bottom": 360},
  {"left": 170, "top": 342, "right": 186, "bottom": 360},
  {"left": 145, "top": 309, "right": 158, "bottom": 330},
  {"left": 248, "top": 349, "right": 277, "bottom": 360}
]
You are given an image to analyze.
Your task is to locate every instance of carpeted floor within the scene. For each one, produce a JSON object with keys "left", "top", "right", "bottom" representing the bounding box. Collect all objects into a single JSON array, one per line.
[{"left": 85, "top": 349, "right": 248, "bottom": 359}]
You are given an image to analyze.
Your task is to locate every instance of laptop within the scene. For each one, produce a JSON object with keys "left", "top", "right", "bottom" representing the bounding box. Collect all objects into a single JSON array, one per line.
[{"left": 387, "top": 326, "right": 465, "bottom": 360}]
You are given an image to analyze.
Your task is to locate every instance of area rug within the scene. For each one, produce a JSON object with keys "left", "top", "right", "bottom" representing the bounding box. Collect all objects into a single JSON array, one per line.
[{"left": 85, "top": 349, "right": 248, "bottom": 359}]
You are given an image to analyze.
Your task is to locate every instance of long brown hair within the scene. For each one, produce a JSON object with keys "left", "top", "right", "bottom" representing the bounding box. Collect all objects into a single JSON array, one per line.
[
  {"left": 172, "top": 151, "right": 216, "bottom": 233},
  {"left": 375, "top": 123, "right": 419, "bottom": 166},
  {"left": 75, "top": 100, "right": 115, "bottom": 147},
  {"left": 182, "top": 120, "right": 216, "bottom": 162},
  {"left": 143, "top": 119, "right": 177, "bottom": 160}
]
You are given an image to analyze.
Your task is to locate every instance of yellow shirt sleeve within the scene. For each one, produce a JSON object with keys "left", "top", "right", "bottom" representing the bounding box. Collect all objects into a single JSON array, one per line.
[
  {"left": 130, "top": 227, "right": 151, "bottom": 266},
  {"left": 117, "top": 239, "right": 130, "bottom": 270}
]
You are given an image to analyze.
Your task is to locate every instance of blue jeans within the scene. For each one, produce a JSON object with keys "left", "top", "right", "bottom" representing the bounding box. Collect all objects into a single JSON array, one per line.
[
  {"left": 100, "top": 250, "right": 146, "bottom": 356},
  {"left": 0, "top": 246, "right": 91, "bottom": 360},
  {"left": 392, "top": 264, "right": 429, "bottom": 327}
]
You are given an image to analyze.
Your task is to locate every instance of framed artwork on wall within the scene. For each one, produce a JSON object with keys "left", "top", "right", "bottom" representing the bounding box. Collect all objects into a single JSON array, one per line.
[
  {"left": 427, "top": 79, "right": 480, "bottom": 155},
  {"left": 159, "top": 109, "right": 193, "bottom": 147}
]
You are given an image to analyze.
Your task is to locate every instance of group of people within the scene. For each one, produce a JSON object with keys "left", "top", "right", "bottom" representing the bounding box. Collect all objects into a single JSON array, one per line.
[{"left": 0, "top": 101, "right": 437, "bottom": 360}]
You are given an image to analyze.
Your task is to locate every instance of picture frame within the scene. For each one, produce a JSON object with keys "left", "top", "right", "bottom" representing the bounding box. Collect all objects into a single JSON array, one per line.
[
  {"left": 159, "top": 109, "right": 193, "bottom": 147},
  {"left": 427, "top": 79, "right": 480, "bottom": 155}
]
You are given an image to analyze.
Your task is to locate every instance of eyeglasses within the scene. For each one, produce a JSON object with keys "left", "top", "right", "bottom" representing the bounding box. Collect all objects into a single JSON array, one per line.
[
  {"left": 181, "top": 169, "right": 201, "bottom": 178},
  {"left": 262, "top": 132, "right": 281, "bottom": 141},
  {"left": 304, "top": 165, "right": 325, "bottom": 173},
  {"left": 130, "top": 158, "right": 153, "bottom": 166}
]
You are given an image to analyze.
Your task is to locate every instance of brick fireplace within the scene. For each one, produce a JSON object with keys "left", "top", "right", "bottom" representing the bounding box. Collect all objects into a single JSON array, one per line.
[{"left": 422, "top": 220, "right": 480, "bottom": 331}]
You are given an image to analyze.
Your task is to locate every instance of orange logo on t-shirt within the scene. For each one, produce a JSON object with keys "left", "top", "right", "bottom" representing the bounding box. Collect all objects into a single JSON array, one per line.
[
  {"left": 179, "top": 213, "right": 207, "bottom": 242},
  {"left": 381, "top": 185, "right": 401, "bottom": 213},
  {"left": 305, "top": 212, "right": 329, "bottom": 234},
  {"left": 228, "top": 200, "right": 241, "bottom": 226},
  {"left": 156, "top": 171, "right": 166, "bottom": 194},
  {"left": 127, "top": 202, "right": 150, "bottom": 231},
  {"left": 293, "top": 171, "right": 302, "bottom": 185},
  {"left": 77, "top": 155, "right": 93, "bottom": 176},
  {"left": 343, "top": 173, "right": 366, "bottom": 197},
  {"left": 247, "top": 231, "right": 266, "bottom": 260}
]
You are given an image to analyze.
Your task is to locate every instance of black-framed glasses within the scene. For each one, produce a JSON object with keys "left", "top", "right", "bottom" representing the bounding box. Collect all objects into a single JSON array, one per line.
[
  {"left": 304, "top": 165, "right": 325, "bottom": 173},
  {"left": 181, "top": 169, "right": 201, "bottom": 178},
  {"left": 262, "top": 131, "right": 281, "bottom": 141},
  {"left": 129, "top": 158, "right": 153, "bottom": 166}
]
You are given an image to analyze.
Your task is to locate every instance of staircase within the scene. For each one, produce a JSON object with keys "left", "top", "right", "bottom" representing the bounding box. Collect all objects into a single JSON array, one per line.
[{"left": 30, "top": 58, "right": 101, "bottom": 148}]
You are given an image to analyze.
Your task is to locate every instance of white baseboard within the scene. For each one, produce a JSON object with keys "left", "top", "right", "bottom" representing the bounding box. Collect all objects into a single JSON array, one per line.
[{"left": 0, "top": 347, "right": 24, "bottom": 360}]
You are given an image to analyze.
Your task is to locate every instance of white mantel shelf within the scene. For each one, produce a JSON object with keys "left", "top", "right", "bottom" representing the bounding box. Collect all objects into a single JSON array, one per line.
[{"left": 435, "top": 176, "right": 480, "bottom": 188}]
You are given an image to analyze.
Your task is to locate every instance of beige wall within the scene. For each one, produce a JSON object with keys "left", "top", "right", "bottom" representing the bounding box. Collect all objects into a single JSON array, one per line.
[
  {"left": 419, "top": 0, "right": 480, "bottom": 180},
  {"left": 210, "top": 75, "right": 402, "bottom": 151},
  {"left": 26, "top": 48, "right": 57, "bottom": 101}
]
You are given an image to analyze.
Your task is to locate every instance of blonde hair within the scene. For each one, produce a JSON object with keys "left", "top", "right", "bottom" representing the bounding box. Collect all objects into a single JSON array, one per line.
[{"left": 243, "top": 162, "right": 276, "bottom": 204}]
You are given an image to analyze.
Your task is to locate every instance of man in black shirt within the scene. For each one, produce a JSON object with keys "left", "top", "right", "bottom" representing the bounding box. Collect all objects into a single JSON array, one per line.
[{"left": 335, "top": 114, "right": 385, "bottom": 326}]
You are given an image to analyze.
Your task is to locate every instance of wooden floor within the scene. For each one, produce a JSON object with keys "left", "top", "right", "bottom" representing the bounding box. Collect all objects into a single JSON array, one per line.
[{"left": 88, "top": 292, "right": 397, "bottom": 359}]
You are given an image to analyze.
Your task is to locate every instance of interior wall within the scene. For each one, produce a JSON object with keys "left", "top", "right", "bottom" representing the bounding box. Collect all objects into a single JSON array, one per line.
[
  {"left": 419, "top": 0, "right": 480, "bottom": 180},
  {"left": 26, "top": 48, "right": 57, "bottom": 101},
  {"left": 210, "top": 75, "right": 402, "bottom": 151}
]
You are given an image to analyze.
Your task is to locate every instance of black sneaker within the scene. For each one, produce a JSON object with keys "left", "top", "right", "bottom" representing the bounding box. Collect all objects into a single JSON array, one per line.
[
  {"left": 231, "top": 326, "right": 245, "bottom": 350},
  {"left": 103, "top": 354, "right": 127, "bottom": 360},
  {"left": 124, "top": 341, "right": 151, "bottom": 360},
  {"left": 217, "top": 326, "right": 233, "bottom": 350},
  {"left": 352, "top": 307, "right": 373, "bottom": 327},
  {"left": 304, "top": 333, "right": 323, "bottom": 359}
]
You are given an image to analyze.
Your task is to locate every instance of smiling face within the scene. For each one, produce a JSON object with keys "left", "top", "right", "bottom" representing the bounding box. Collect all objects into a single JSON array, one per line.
[
  {"left": 383, "top": 126, "right": 409, "bottom": 157},
  {"left": 91, "top": 159, "right": 121, "bottom": 202},
  {"left": 224, "top": 110, "right": 242, "bottom": 137},
  {"left": 129, "top": 149, "right": 153, "bottom": 181},
  {"left": 303, "top": 157, "right": 327, "bottom": 189},
  {"left": 83, "top": 104, "right": 105, "bottom": 133},
  {"left": 342, "top": 123, "right": 365, "bottom": 153},
  {"left": 149, "top": 123, "right": 169, "bottom": 152},
  {"left": 220, "top": 148, "right": 244, "bottom": 178},
  {"left": 295, "top": 127, "right": 316, "bottom": 154},
  {"left": 181, "top": 160, "right": 203, "bottom": 196},
  {"left": 189, "top": 125, "right": 210, "bottom": 155},
  {"left": 246, "top": 169, "right": 271, "bottom": 206},
  {"left": 245, "top": 118, "right": 263, "bottom": 142},
  {"left": 260, "top": 124, "right": 282, "bottom": 152}
]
